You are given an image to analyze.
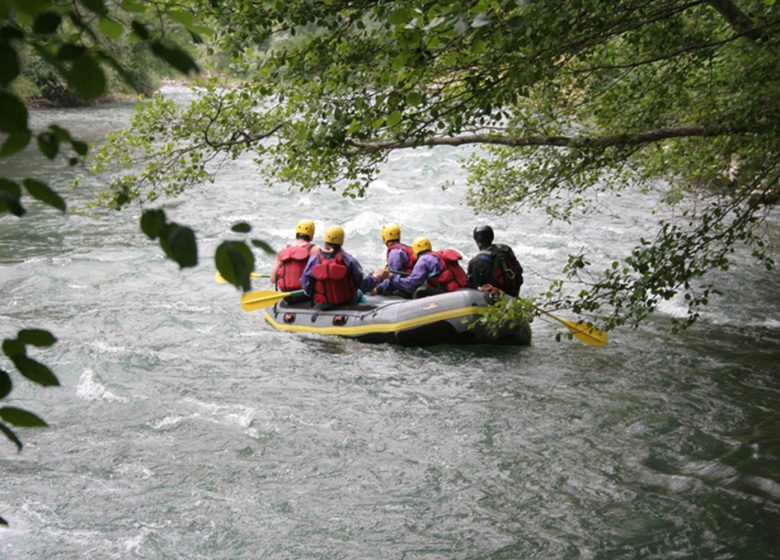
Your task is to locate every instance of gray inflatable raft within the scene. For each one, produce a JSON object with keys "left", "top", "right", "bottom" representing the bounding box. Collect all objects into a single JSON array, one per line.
[{"left": 263, "top": 289, "right": 531, "bottom": 346}]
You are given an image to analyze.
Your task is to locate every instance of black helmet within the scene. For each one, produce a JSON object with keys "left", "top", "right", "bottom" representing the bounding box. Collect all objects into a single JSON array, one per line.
[{"left": 473, "top": 225, "right": 494, "bottom": 247}]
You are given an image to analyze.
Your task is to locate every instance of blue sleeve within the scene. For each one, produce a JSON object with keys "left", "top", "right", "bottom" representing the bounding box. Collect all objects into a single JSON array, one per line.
[
  {"left": 387, "top": 248, "right": 408, "bottom": 273},
  {"left": 377, "top": 279, "right": 391, "bottom": 294},
  {"left": 345, "top": 252, "right": 378, "bottom": 293},
  {"left": 390, "top": 255, "right": 438, "bottom": 292},
  {"left": 300, "top": 255, "right": 317, "bottom": 296}
]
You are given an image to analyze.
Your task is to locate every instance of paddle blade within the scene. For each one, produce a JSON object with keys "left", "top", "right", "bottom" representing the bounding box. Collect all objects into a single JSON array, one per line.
[
  {"left": 563, "top": 320, "right": 607, "bottom": 347},
  {"left": 240, "top": 289, "right": 303, "bottom": 312},
  {"left": 216, "top": 271, "right": 268, "bottom": 284}
]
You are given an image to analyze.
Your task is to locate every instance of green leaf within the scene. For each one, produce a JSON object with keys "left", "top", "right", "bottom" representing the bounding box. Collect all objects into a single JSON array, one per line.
[
  {"left": 57, "top": 43, "right": 87, "bottom": 61},
  {"left": 168, "top": 9, "right": 194, "bottom": 28},
  {"left": 10, "top": 355, "right": 59, "bottom": 386},
  {"left": 140, "top": 208, "right": 166, "bottom": 239},
  {"left": 0, "top": 182, "right": 25, "bottom": 217},
  {"left": 0, "top": 406, "right": 47, "bottom": 427},
  {"left": 0, "top": 422, "right": 22, "bottom": 451},
  {"left": 23, "top": 179, "right": 66, "bottom": 212},
  {"left": 406, "top": 91, "right": 423, "bottom": 106},
  {"left": 231, "top": 221, "right": 251, "bottom": 233},
  {"left": 0, "top": 368, "right": 11, "bottom": 399},
  {"left": 215, "top": 241, "right": 255, "bottom": 291},
  {"left": 0, "top": 178, "right": 21, "bottom": 199},
  {"left": 150, "top": 40, "right": 199, "bottom": 75},
  {"left": 98, "top": 17, "right": 124, "bottom": 41},
  {"left": 68, "top": 54, "right": 106, "bottom": 101},
  {"left": 32, "top": 11, "right": 61, "bottom": 35},
  {"left": 386, "top": 110, "right": 402, "bottom": 127},
  {"left": 37, "top": 131, "right": 59, "bottom": 159},
  {"left": 160, "top": 223, "right": 198, "bottom": 268},
  {"left": 251, "top": 239, "right": 276, "bottom": 255},
  {"left": 0, "top": 41, "right": 19, "bottom": 86},
  {"left": 1, "top": 129, "right": 32, "bottom": 156},
  {"left": 131, "top": 20, "right": 149, "bottom": 40},
  {"left": 71, "top": 140, "right": 88, "bottom": 156},
  {"left": 17, "top": 329, "right": 57, "bottom": 347},
  {"left": 78, "top": 0, "right": 107, "bottom": 16},
  {"left": 0, "top": 92, "right": 28, "bottom": 133},
  {"left": 389, "top": 7, "right": 414, "bottom": 26},
  {"left": 121, "top": 0, "right": 147, "bottom": 14}
]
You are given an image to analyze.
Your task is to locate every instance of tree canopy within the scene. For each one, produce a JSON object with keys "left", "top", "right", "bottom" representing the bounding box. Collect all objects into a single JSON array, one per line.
[{"left": 94, "top": 0, "right": 780, "bottom": 331}]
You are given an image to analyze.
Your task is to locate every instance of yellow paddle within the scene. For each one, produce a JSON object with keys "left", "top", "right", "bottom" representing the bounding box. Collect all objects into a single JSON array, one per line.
[
  {"left": 534, "top": 306, "right": 607, "bottom": 347},
  {"left": 215, "top": 271, "right": 269, "bottom": 284},
  {"left": 240, "top": 289, "right": 305, "bottom": 311}
]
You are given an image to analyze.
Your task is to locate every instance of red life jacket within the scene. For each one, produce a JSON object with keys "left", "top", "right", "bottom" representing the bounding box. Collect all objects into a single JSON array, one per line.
[
  {"left": 385, "top": 242, "right": 416, "bottom": 274},
  {"left": 428, "top": 249, "right": 468, "bottom": 292},
  {"left": 276, "top": 242, "right": 314, "bottom": 291},
  {"left": 311, "top": 252, "right": 357, "bottom": 305}
]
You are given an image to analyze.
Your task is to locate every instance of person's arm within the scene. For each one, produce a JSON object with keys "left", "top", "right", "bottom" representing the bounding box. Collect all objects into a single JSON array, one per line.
[
  {"left": 390, "top": 255, "right": 437, "bottom": 292},
  {"left": 467, "top": 257, "right": 480, "bottom": 289},
  {"left": 344, "top": 253, "right": 379, "bottom": 293}
]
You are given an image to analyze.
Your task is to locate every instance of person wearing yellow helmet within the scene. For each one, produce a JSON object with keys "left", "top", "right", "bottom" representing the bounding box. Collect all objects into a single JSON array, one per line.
[
  {"left": 270, "top": 220, "right": 321, "bottom": 302},
  {"left": 300, "top": 225, "right": 385, "bottom": 307},
  {"left": 381, "top": 223, "right": 416, "bottom": 276},
  {"left": 378, "top": 236, "right": 467, "bottom": 298}
]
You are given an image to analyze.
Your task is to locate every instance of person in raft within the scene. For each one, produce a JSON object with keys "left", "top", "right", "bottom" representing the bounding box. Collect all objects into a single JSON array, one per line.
[
  {"left": 376, "top": 236, "right": 468, "bottom": 299},
  {"left": 300, "top": 225, "right": 385, "bottom": 308},
  {"left": 270, "top": 219, "right": 321, "bottom": 304},
  {"left": 381, "top": 223, "right": 416, "bottom": 276},
  {"left": 466, "top": 225, "right": 524, "bottom": 297},
  {"left": 373, "top": 223, "right": 417, "bottom": 296}
]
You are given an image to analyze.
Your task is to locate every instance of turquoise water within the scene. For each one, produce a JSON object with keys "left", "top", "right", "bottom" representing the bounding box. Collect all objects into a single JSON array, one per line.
[{"left": 1, "top": 88, "right": 779, "bottom": 559}]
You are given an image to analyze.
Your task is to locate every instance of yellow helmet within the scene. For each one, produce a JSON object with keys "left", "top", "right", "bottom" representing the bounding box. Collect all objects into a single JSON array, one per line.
[
  {"left": 295, "top": 219, "right": 315, "bottom": 238},
  {"left": 324, "top": 225, "right": 345, "bottom": 245},
  {"left": 381, "top": 223, "right": 401, "bottom": 244},
  {"left": 412, "top": 237, "right": 432, "bottom": 256}
]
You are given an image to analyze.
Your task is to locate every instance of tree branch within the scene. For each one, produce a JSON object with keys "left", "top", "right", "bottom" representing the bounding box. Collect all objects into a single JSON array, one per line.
[
  {"left": 707, "top": 0, "right": 768, "bottom": 43},
  {"left": 350, "top": 124, "right": 775, "bottom": 152}
]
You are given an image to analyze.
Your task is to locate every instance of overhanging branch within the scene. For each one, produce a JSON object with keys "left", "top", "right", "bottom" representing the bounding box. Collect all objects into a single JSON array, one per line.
[{"left": 350, "top": 124, "right": 774, "bottom": 152}]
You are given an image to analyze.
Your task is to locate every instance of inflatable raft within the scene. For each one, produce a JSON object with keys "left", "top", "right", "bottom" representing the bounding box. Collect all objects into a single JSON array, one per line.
[{"left": 263, "top": 289, "right": 532, "bottom": 346}]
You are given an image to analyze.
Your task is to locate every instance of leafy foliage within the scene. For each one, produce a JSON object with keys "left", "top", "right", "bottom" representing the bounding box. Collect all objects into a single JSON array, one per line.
[
  {"left": 93, "top": 0, "right": 780, "bottom": 332},
  {"left": 0, "top": 0, "right": 203, "bottom": 527}
]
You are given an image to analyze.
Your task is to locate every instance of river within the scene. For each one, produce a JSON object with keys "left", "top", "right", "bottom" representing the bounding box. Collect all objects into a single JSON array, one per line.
[{"left": 1, "top": 86, "right": 779, "bottom": 559}]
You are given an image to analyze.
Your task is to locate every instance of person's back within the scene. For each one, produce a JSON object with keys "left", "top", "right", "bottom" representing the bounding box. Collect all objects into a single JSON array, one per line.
[
  {"left": 467, "top": 225, "right": 523, "bottom": 297},
  {"left": 271, "top": 219, "right": 321, "bottom": 291},
  {"left": 382, "top": 237, "right": 466, "bottom": 298},
  {"left": 381, "top": 223, "right": 416, "bottom": 275},
  {"left": 301, "top": 225, "right": 383, "bottom": 308}
]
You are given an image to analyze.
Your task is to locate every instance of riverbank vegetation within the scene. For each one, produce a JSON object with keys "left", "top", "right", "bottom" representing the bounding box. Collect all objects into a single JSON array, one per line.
[{"left": 93, "top": 0, "right": 779, "bottom": 333}]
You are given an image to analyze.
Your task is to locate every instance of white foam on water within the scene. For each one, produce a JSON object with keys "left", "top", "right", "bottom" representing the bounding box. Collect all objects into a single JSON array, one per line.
[
  {"left": 76, "top": 369, "right": 127, "bottom": 403},
  {"left": 343, "top": 211, "right": 388, "bottom": 236},
  {"left": 88, "top": 340, "right": 129, "bottom": 355}
]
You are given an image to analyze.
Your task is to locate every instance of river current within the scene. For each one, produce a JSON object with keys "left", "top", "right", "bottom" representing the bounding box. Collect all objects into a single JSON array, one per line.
[{"left": 1, "top": 86, "right": 779, "bottom": 559}]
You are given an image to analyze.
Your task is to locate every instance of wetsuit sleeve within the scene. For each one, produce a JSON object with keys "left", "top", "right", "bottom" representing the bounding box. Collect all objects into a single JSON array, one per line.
[
  {"left": 390, "top": 254, "right": 438, "bottom": 292},
  {"left": 345, "top": 252, "right": 379, "bottom": 293},
  {"left": 300, "top": 255, "right": 317, "bottom": 296},
  {"left": 377, "top": 279, "right": 391, "bottom": 294},
  {"left": 386, "top": 248, "right": 408, "bottom": 273},
  {"left": 467, "top": 254, "right": 492, "bottom": 289}
]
